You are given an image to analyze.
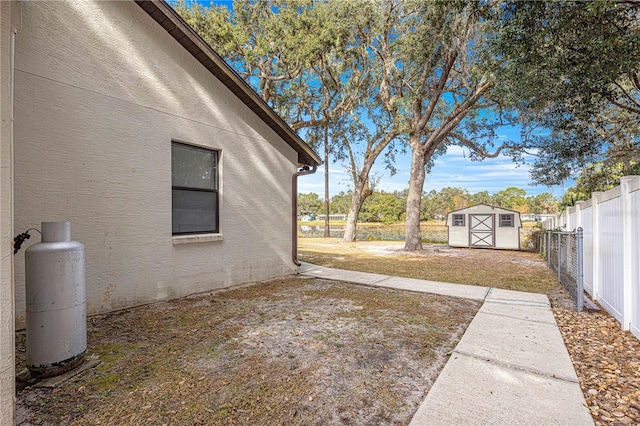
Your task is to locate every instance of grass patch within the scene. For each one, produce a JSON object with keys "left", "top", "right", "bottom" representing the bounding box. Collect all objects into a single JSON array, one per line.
[{"left": 299, "top": 238, "right": 556, "bottom": 294}]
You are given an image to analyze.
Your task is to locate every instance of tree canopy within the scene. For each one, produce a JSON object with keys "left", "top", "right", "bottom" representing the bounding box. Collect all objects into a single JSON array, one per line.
[
  {"left": 176, "top": 0, "right": 637, "bottom": 243},
  {"left": 367, "top": 1, "right": 523, "bottom": 250},
  {"left": 297, "top": 186, "right": 559, "bottom": 223},
  {"left": 492, "top": 1, "right": 640, "bottom": 187},
  {"left": 175, "top": 0, "right": 400, "bottom": 241}
]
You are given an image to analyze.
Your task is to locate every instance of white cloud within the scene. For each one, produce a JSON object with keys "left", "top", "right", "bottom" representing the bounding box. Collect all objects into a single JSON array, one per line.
[{"left": 299, "top": 146, "right": 569, "bottom": 199}]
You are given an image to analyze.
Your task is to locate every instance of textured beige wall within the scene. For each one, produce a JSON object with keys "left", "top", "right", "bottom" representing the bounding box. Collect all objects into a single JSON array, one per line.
[
  {"left": 13, "top": 1, "right": 298, "bottom": 324},
  {"left": 0, "top": 2, "right": 16, "bottom": 423}
]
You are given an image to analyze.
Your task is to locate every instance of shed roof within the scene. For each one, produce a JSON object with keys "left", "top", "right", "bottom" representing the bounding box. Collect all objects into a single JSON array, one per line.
[
  {"left": 448, "top": 203, "right": 522, "bottom": 215},
  {"left": 134, "top": 0, "right": 321, "bottom": 167}
]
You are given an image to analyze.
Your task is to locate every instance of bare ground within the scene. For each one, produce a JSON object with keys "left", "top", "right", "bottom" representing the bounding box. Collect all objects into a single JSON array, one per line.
[
  {"left": 16, "top": 239, "right": 640, "bottom": 425},
  {"left": 15, "top": 277, "right": 480, "bottom": 425},
  {"left": 299, "top": 239, "right": 640, "bottom": 425}
]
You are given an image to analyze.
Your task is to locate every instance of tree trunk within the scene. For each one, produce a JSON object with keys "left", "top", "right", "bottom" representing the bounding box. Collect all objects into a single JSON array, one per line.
[
  {"left": 404, "top": 143, "right": 427, "bottom": 251},
  {"left": 343, "top": 200, "right": 360, "bottom": 243},
  {"left": 323, "top": 128, "right": 330, "bottom": 237},
  {"left": 343, "top": 180, "right": 372, "bottom": 242}
]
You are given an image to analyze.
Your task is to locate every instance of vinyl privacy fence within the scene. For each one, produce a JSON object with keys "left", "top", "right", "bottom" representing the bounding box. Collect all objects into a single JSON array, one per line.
[{"left": 544, "top": 176, "right": 640, "bottom": 340}]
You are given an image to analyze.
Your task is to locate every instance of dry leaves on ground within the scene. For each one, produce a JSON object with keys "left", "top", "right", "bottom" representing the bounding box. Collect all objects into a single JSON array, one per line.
[{"left": 553, "top": 303, "right": 640, "bottom": 425}]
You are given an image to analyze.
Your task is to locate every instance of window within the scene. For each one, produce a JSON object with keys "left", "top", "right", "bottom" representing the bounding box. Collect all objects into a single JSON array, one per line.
[
  {"left": 453, "top": 214, "right": 465, "bottom": 226},
  {"left": 172, "top": 142, "right": 219, "bottom": 235},
  {"left": 499, "top": 214, "right": 514, "bottom": 227}
]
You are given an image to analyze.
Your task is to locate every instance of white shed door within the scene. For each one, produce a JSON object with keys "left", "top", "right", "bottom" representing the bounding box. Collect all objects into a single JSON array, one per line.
[{"left": 469, "top": 214, "right": 494, "bottom": 247}]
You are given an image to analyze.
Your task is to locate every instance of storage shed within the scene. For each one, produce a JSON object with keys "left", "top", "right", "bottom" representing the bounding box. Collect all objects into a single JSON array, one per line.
[{"left": 446, "top": 204, "right": 522, "bottom": 250}]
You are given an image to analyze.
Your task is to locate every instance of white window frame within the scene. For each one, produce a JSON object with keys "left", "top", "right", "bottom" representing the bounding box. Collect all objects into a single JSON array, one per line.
[
  {"left": 453, "top": 214, "right": 465, "bottom": 227},
  {"left": 499, "top": 214, "right": 514, "bottom": 227}
]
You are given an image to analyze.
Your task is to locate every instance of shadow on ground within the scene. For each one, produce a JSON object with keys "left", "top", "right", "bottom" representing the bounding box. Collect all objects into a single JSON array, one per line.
[{"left": 15, "top": 277, "right": 480, "bottom": 425}]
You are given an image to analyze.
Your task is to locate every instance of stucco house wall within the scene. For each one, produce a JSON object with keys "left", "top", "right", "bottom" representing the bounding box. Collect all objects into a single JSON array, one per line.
[
  {"left": 446, "top": 204, "right": 522, "bottom": 250},
  {"left": 11, "top": 0, "right": 312, "bottom": 325}
]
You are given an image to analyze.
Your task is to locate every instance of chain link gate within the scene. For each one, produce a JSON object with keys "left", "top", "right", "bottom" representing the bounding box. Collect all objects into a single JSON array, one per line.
[{"left": 540, "top": 228, "right": 584, "bottom": 311}]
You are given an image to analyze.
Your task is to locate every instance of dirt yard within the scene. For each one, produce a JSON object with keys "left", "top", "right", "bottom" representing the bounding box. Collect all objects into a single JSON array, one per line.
[
  {"left": 15, "top": 239, "right": 640, "bottom": 425},
  {"left": 15, "top": 277, "right": 480, "bottom": 425},
  {"left": 299, "top": 239, "right": 640, "bottom": 425}
]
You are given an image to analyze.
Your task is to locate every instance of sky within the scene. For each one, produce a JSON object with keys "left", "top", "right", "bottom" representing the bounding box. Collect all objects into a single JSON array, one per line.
[
  {"left": 298, "top": 144, "right": 571, "bottom": 200},
  {"left": 186, "top": 0, "right": 572, "bottom": 200}
]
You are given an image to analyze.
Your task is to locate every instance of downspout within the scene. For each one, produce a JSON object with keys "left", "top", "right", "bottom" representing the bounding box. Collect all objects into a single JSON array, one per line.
[{"left": 292, "top": 165, "right": 317, "bottom": 266}]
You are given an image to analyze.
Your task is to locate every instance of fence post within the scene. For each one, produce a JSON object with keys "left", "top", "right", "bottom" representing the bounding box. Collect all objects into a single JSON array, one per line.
[
  {"left": 557, "top": 233, "right": 562, "bottom": 284},
  {"left": 567, "top": 205, "right": 575, "bottom": 230},
  {"left": 560, "top": 208, "right": 567, "bottom": 229},
  {"left": 575, "top": 201, "right": 584, "bottom": 229},
  {"left": 620, "top": 176, "right": 639, "bottom": 330},
  {"left": 547, "top": 231, "right": 551, "bottom": 268},
  {"left": 591, "top": 191, "right": 603, "bottom": 301},
  {"left": 620, "top": 176, "right": 640, "bottom": 337},
  {"left": 577, "top": 227, "right": 584, "bottom": 312}
]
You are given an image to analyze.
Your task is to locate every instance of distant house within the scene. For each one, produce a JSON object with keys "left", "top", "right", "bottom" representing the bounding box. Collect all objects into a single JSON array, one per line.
[
  {"left": 315, "top": 214, "right": 347, "bottom": 221},
  {"left": 1, "top": 0, "right": 321, "bottom": 414},
  {"left": 446, "top": 204, "right": 522, "bottom": 250},
  {"left": 521, "top": 213, "right": 557, "bottom": 222}
]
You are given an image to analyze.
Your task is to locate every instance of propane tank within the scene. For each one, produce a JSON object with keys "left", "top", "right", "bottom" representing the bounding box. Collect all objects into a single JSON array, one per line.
[{"left": 25, "top": 221, "right": 86, "bottom": 378}]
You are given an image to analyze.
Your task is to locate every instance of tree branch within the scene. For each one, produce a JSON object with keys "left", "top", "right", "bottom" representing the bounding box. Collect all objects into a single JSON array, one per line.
[
  {"left": 608, "top": 82, "right": 640, "bottom": 113},
  {"left": 448, "top": 133, "right": 514, "bottom": 159},
  {"left": 416, "top": 51, "right": 459, "bottom": 132}
]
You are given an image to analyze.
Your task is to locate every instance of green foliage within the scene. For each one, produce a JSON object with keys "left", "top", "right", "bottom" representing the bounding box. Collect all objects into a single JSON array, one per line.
[
  {"left": 527, "top": 192, "right": 560, "bottom": 215},
  {"left": 366, "top": 1, "right": 528, "bottom": 249},
  {"left": 560, "top": 161, "right": 640, "bottom": 207},
  {"left": 574, "top": 161, "right": 640, "bottom": 196},
  {"left": 174, "top": 1, "right": 594, "bottom": 236},
  {"left": 493, "top": 187, "right": 527, "bottom": 212},
  {"left": 329, "top": 191, "right": 352, "bottom": 215},
  {"left": 360, "top": 191, "right": 407, "bottom": 224},
  {"left": 305, "top": 186, "right": 560, "bottom": 222},
  {"left": 468, "top": 191, "right": 493, "bottom": 206},
  {"left": 439, "top": 187, "right": 471, "bottom": 214},
  {"left": 420, "top": 190, "right": 446, "bottom": 220},
  {"left": 174, "top": 0, "right": 380, "bottom": 146},
  {"left": 491, "top": 1, "right": 640, "bottom": 186},
  {"left": 297, "top": 192, "right": 323, "bottom": 216},
  {"left": 175, "top": 0, "right": 401, "bottom": 241}
]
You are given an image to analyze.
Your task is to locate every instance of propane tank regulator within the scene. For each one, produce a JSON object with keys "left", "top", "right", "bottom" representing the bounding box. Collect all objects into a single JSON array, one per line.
[{"left": 13, "top": 228, "right": 41, "bottom": 254}]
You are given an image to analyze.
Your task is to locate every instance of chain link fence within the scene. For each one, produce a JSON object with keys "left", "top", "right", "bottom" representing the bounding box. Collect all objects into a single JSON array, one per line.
[{"left": 540, "top": 229, "right": 584, "bottom": 311}]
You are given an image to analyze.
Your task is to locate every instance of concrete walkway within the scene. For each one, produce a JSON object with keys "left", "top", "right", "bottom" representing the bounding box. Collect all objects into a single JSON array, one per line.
[{"left": 298, "top": 263, "right": 594, "bottom": 426}]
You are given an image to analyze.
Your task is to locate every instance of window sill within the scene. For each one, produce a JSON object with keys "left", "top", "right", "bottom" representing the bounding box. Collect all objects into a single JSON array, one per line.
[{"left": 172, "top": 233, "right": 223, "bottom": 245}]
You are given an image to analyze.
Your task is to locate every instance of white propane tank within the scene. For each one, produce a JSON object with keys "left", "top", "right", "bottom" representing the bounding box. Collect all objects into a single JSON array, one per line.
[{"left": 25, "top": 221, "right": 86, "bottom": 378}]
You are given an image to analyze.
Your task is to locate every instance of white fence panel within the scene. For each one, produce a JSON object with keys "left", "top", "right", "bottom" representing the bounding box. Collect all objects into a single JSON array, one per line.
[
  {"left": 545, "top": 176, "right": 640, "bottom": 335},
  {"left": 597, "top": 195, "right": 624, "bottom": 322},
  {"left": 581, "top": 205, "right": 594, "bottom": 295},
  {"left": 567, "top": 210, "right": 577, "bottom": 230},
  {"left": 630, "top": 186, "right": 640, "bottom": 339},
  {"left": 559, "top": 214, "right": 567, "bottom": 229}
]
